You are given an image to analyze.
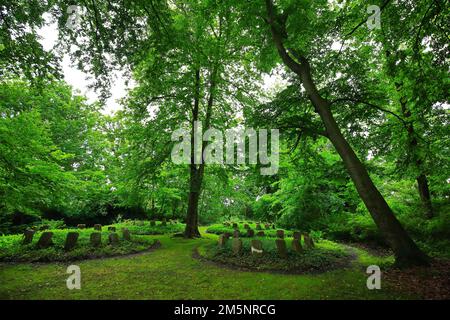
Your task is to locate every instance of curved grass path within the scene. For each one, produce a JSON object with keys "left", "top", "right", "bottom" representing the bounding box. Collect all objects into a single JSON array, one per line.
[{"left": 0, "top": 228, "right": 415, "bottom": 299}]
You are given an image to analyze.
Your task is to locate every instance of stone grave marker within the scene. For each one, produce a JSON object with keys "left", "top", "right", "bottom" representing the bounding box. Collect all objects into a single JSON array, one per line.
[
  {"left": 233, "top": 229, "right": 240, "bottom": 238},
  {"left": 275, "top": 239, "right": 288, "bottom": 258},
  {"left": 37, "top": 232, "right": 53, "bottom": 248},
  {"left": 251, "top": 239, "right": 263, "bottom": 256},
  {"left": 293, "top": 231, "right": 301, "bottom": 240},
  {"left": 223, "top": 232, "right": 231, "bottom": 239},
  {"left": 232, "top": 238, "right": 242, "bottom": 254},
  {"left": 244, "top": 224, "right": 250, "bottom": 229},
  {"left": 265, "top": 223, "right": 271, "bottom": 229},
  {"left": 304, "top": 233, "right": 315, "bottom": 249},
  {"left": 122, "top": 228, "right": 131, "bottom": 241},
  {"left": 90, "top": 232, "right": 101, "bottom": 247},
  {"left": 292, "top": 239, "right": 303, "bottom": 253},
  {"left": 77, "top": 224, "right": 86, "bottom": 229},
  {"left": 256, "top": 231, "right": 265, "bottom": 237},
  {"left": 108, "top": 232, "right": 120, "bottom": 245},
  {"left": 161, "top": 218, "right": 167, "bottom": 226},
  {"left": 247, "top": 229, "right": 254, "bottom": 237},
  {"left": 276, "top": 230, "right": 284, "bottom": 239},
  {"left": 218, "top": 234, "right": 228, "bottom": 247},
  {"left": 22, "top": 229, "right": 35, "bottom": 245},
  {"left": 256, "top": 223, "right": 262, "bottom": 230},
  {"left": 64, "top": 232, "right": 79, "bottom": 251},
  {"left": 94, "top": 224, "right": 102, "bottom": 231},
  {"left": 232, "top": 222, "right": 238, "bottom": 229}
]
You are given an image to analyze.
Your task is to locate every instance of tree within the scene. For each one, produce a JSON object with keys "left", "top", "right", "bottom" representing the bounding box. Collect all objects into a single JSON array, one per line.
[{"left": 259, "top": 0, "right": 428, "bottom": 266}]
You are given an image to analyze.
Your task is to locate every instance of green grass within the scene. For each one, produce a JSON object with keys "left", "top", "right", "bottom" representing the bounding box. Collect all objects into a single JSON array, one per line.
[{"left": 0, "top": 227, "right": 417, "bottom": 299}]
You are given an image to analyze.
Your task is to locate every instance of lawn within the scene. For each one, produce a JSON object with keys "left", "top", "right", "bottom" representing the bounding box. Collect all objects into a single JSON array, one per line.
[{"left": 0, "top": 227, "right": 414, "bottom": 300}]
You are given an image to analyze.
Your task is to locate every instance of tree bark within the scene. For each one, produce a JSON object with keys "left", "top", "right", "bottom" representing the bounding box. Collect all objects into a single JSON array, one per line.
[{"left": 265, "top": 0, "right": 429, "bottom": 267}]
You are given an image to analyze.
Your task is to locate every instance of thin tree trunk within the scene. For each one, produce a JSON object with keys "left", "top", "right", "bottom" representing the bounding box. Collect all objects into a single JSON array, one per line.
[
  {"left": 265, "top": 0, "right": 429, "bottom": 267},
  {"left": 417, "top": 173, "right": 433, "bottom": 218},
  {"left": 387, "top": 51, "right": 434, "bottom": 218}
]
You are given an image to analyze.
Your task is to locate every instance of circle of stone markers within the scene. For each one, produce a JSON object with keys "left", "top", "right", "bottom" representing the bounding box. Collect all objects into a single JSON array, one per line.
[{"left": 218, "top": 225, "right": 314, "bottom": 257}]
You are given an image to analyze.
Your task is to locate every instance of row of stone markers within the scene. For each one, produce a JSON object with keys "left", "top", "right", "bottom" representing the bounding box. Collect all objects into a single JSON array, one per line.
[
  {"left": 21, "top": 227, "right": 132, "bottom": 250},
  {"left": 223, "top": 222, "right": 276, "bottom": 230},
  {"left": 218, "top": 230, "right": 315, "bottom": 257}
]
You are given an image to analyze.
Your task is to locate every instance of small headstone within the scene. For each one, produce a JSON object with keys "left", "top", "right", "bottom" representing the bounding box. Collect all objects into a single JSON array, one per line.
[
  {"left": 122, "top": 228, "right": 131, "bottom": 241},
  {"left": 94, "top": 224, "right": 102, "bottom": 231},
  {"left": 275, "top": 239, "right": 288, "bottom": 258},
  {"left": 292, "top": 239, "right": 303, "bottom": 253},
  {"left": 64, "top": 232, "right": 79, "bottom": 251},
  {"left": 232, "top": 223, "right": 238, "bottom": 229},
  {"left": 232, "top": 238, "right": 242, "bottom": 254},
  {"left": 90, "top": 232, "right": 101, "bottom": 247},
  {"left": 223, "top": 232, "right": 231, "bottom": 239},
  {"left": 276, "top": 230, "right": 284, "bottom": 239},
  {"left": 77, "top": 224, "right": 86, "bottom": 229},
  {"left": 304, "top": 233, "right": 315, "bottom": 249},
  {"left": 251, "top": 239, "right": 263, "bottom": 256},
  {"left": 256, "top": 231, "right": 265, "bottom": 237},
  {"left": 108, "top": 226, "right": 116, "bottom": 232},
  {"left": 265, "top": 223, "right": 270, "bottom": 229},
  {"left": 37, "top": 232, "right": 53, "bottom": 248},
  {"left": 293, "top": 231, "right": 301, "bottom": 240},
  {"left": 218, "top": 234, "right": 228, "bottom": 247},
  {"left": 233, "top": 229, "right": 240, "bottom": 238},
  {"left": 22, "top": 229, "right": 35, "bottom": 245},
  {"left": 244, "top": 224, "right": 250, "bottom": 229},
  {"left": 256, "top": 223, "right": 262, "bottom": 230},
  {"left": 108, "top": 232, "right": 120, "bottom": 245},
  {"left": 161, "top": 218, "right": 167, "bottom": 226},
  {"left": 247, "top": 229, "right": 254, "bottom": 237},
  {"left": 150, "top": 220, "right": 156, "bottom": 226}
]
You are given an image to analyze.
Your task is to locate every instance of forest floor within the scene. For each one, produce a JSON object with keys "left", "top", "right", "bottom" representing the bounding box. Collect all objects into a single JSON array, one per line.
[{"left": 0, "top": 228, "right": 432, "bottom": 300}]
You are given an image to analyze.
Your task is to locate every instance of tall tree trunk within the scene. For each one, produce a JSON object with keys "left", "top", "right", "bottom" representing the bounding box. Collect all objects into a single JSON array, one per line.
[
  {"left": 265, "top": 0, "right": 429, "bottom": 267},
  {"left": 184, "top": 67, "right": 217, "bottom": 238},
  {"left": 184, "top": 69, "right": 202, "bottom": 238}
]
